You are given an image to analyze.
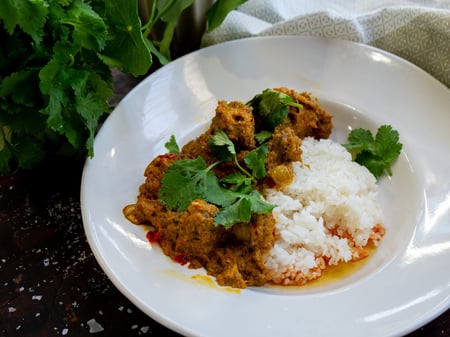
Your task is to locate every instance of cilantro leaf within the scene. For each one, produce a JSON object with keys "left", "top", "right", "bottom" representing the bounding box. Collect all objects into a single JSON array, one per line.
[
  {"left": 343, "top": 125, "right": 402, "bottom": 179},
  {"left": 213, "top": 190, "right": 275, "bottom": 228},
  {"left": 374, "top": 125, "right": 402, "bottom": 163},
  {"left": 210, "top": 129, "right": 236, "bottom": 161},
  {"left": 254, "top": 130, "right": 272, "bottom": 144},
  {"left": 247, "top": 89, "right": 303, "bottom": 131},
  {"left": 159, "top": 157, "right": 214, "bottom": 211},
  {"left": 165, "top": 134, "right": 180, "bottom": 153},
  {"left": 210, "top": 129, "right": 254, "bottom": 181},
  {"left": 244, "top": 144, "right": 268, "bottom": 179},
  {"left": 220, "top": 172, "right": 252, "bottom": 192},
  {"left": 214, "top": 197, "right": 252, "bottom": 228}
]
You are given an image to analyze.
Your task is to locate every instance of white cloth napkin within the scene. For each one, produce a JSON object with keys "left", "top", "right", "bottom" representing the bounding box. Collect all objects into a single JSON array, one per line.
[{"left": 202, "top": 0, "right": 450, "bottom": 87}]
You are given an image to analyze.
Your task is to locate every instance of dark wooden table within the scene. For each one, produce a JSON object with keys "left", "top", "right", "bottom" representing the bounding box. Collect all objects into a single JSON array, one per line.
[{"left": 1, "top": 72, "right": 448, "bottom": 337}]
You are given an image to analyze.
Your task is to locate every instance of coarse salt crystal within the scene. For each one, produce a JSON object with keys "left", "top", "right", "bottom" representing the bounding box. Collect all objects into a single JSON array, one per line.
[
  {"left": 8, "top": 307, "right": 16, "bottom": 313},
  {"left": 62, "top": 328, "right": 69, "bottom": 335},
  {"left": 32, "top": 295, "right": 42, "bottom": 301},
  {"left": 87, "top": 319, "right": 104, "bottom": 333}
]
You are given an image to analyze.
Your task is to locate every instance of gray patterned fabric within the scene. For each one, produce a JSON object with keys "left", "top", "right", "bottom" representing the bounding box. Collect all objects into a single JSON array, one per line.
[{"left": 202, "top": 1, "right": 450, "bottom": 87}]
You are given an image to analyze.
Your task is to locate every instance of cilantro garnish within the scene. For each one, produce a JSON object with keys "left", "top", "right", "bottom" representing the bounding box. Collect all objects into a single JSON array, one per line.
[
  {"left": 164, "top": 134, "right": 180, "bottom": 153},
  {"left": 247, "top": 89, "right": 303, "bottom": 131},
  {"left": 159, "top": 133, "right": 274, "bottom": 228},
  {"left": 343, "top": 125, "right": 402, "bottom": 178}
]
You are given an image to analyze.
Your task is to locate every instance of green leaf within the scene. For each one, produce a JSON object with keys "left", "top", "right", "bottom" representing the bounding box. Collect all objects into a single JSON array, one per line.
[
  {"left": 210, "top": 129, "right": 236, "bottom": 161},
  {"left": 354, "top": 151, "right": 386, "bottom": 179},
  {"left": 247, "top": 190, "right": 275, "bottom": 214},
  {"left": 214, "top": 197, "right": 252, "bottom": 228},
  {"left": 145, "top": 38, "right": 170, "bottom": 66},
  {"left": 165, "top": 134, "right": 180, "bottom": 153},
  {"left": 220, "top": 172, "right": 250, "bottom": 189},
  {"left": 0, "top": 0, "right": 49, "bottom": 44},
  {"left": 158, "top": 0, "right": 194, "bottom": 23},
  {"left": 159, "top": 157, "right": 212, "bottom": 211},
  {"left": 343, "top": 128, "right": 374, "bottom": 155},
  {"left": 206, "top": 0, "right": 247, "bottom": 32},
  {"left": 63, "top": 0, "right": 107, "bottom": 51},
  {"left": 202, "top": 173, "right": 238, "bottom": 207},
  {"left": 244, "top": 144, "right": 268, "bottom": 179},
  {"left": 344, "top": 125, "right": 402, "bottom": 179},
  {"left": 248, "top": 89, "right": 302, "bottom": 131},
  {"left": 101, "top": 0, "right": 152, "bottom": 76},
  {"left": 254, "top": 130, "right": 272, "bottom": 144},
  {"left": 374, "top": 125, "right": 402, "bottom": 163}
]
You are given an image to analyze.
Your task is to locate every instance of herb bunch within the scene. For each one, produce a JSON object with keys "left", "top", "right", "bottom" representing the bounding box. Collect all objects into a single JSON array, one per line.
[
  {"left": 0, "top": 0, "right": 245, "bottom": 175},
  {"left": 343, "top": 125, "right": 402, "bottom": 178}
]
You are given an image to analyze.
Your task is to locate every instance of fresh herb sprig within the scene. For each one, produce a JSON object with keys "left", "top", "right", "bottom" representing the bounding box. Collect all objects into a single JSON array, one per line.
[
  {"left": 159, "top": 133, "right": 274, "bottom": 228},
  {"left": 343, "top": 125, "right": 402, "bottom": 178},
  {"left": 247, "top": 89, "right": 303, "bottom": 131}
]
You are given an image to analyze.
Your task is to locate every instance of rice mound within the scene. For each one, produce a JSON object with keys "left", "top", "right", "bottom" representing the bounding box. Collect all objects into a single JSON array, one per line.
[{"left": 263, "top": 137, "right": 384, "bottom": 286}]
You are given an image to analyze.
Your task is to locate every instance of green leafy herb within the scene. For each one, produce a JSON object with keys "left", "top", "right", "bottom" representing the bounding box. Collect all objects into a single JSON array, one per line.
[
  {"left": 244, "top": 144, "right": 268, "bottom": 179},
  {"left": 214, "top": 190, "right": 274, "bottom": 228},
  {"left": 343, "top": 125, "right": 402, "bottom": 178},
  {"left": 0, "top": 0, "right": 153, "bottom": 175},
  {"left": 165, "top": 134, "right": 180, "bottom": 153},
  {"left": 247, "top": 89, "right": 303, "bottom": 131},
  {"left": 254, "top": 130, "right": 273, "bottom": 144},
  {"left": 0, "top": 0, "right": 241, "bottom": 175},
  {"left": 210, "top": 130, "right": 255, "bottom": 181},
  {"left": 160, "top": 130, "right": 274, "bottom": 228}
]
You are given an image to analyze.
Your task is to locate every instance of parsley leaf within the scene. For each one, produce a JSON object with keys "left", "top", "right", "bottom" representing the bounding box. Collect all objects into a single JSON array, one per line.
[{"left": 343, "top": 125, "right": 402, "bottom": 179}]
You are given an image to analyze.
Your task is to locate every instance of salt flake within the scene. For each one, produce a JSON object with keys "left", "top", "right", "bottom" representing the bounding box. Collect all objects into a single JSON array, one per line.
[
  {"left": 8, "top": 307, "right": 16, "bottom": 313},
  {"left": 32, "top": 295, "right": 43, "bottom": 301},
  {"left": 87, "top": 319, "right": 104, "bottom": 333}
]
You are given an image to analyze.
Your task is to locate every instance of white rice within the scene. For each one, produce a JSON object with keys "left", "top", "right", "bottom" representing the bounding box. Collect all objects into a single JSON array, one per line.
[{"left": 263, "top": 137, "right": 384, "bottom": 285}]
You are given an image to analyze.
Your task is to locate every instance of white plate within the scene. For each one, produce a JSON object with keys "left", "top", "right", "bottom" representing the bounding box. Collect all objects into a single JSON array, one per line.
[{"left": 81, "top": 36, "right": 450, "bottom": 337}]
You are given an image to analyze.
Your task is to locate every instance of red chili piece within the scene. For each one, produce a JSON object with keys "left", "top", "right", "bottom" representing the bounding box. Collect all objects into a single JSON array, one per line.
[
  {"left": 173, "top": 254, "right": 188, "bottom": 266},
  {"left": 146, "top": 230, "right": 160, "bottom": 243}
]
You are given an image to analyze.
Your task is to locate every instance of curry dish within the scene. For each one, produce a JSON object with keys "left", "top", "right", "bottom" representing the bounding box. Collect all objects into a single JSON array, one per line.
[{"left": 123, "top": 87, "right": 333, "bottom": 288}]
